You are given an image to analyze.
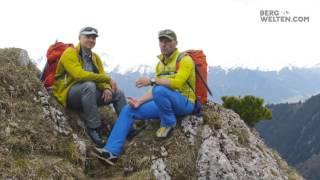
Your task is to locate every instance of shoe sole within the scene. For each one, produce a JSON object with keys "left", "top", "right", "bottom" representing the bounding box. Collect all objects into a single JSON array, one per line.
[
  {"left": 90, "top": 151, "right": 115, "bottom": 166},
  {"left": 94, "top": 147, "right": 104, "bottom": 154}
]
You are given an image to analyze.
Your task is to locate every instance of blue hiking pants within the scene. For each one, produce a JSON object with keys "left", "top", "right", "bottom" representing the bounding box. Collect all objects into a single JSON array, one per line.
[{"left": 104, "top": 85, "right": 194, "bottom": 155}]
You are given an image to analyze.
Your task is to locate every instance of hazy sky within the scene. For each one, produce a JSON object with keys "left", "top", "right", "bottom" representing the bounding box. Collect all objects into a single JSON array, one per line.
[{"left": 1, "top": 0, "right": 319, "bottom": 71}]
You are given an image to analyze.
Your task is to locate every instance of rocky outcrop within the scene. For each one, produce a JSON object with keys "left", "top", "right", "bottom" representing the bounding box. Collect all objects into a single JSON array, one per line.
[
  {"left": 0, "top": 48, "right": 302, "bottom": 179},
  {"left": 196, "top": 103, "right": 296, "bottom": 180}
]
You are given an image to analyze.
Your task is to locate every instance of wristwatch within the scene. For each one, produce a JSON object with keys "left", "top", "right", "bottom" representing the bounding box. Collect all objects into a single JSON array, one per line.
[{"left": 150, "top": 77, "right": 156, "bottom": 86}]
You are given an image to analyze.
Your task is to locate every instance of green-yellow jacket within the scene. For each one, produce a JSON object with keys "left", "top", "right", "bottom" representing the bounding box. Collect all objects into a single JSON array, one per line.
[
  {"left": 52, "top": 44, "right": 111, "bottom": 107},
  {"left": 156, "top": 49, "right": 196, "bottom": 103}
]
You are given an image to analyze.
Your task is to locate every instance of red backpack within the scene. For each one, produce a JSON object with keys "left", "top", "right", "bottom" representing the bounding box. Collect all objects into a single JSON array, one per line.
[
  {"left": 40, "top": 42, "right": 74, "bottom": 89},
  {"left": 177, "top": 50, "right": 213, "bottom": 104}
]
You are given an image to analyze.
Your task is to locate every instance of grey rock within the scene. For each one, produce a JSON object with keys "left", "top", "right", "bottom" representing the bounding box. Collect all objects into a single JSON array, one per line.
[
  {"left": 38, "top": 91, "right": 45, "bottom": 97},
  {"left": 72, "top": 134, "right": 86, "bottom": 157},
  {"left": 16, "top": 49, "right": 30, "bottom": 67},
  {"left": 181, "top": 115, "right": 203, "bottom": 145},
  {"left": 151, "top": 158, "right": 171, "bottom": 180},
  {"left": 160, "top": 146, "right": 168, "bottom": 157},
  {"left": 9, "top": 86, "right": 15, "bottom": 91},
  {"left": 5, "top": 126, "right": 11, "bottom": 137},
  {"left": 40, "top": 97, "right": 49, "bottom": 106},
  {"left": 195, "top": 103, "right": 295, "bottom": 180}
]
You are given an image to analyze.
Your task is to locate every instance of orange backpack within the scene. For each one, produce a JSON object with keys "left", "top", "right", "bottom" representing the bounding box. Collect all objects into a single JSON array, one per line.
[
  {"left": 40, "top": 42, "right": 74, "bottom": 90},
  {"left": 177, "top": 50, "right": 213, "bottom": 104}
]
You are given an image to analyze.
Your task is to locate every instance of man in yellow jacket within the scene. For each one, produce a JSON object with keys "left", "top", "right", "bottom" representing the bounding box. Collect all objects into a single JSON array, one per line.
[
  {"left": 94, "top": 29, "right": 196, "bottom": 164},
  {"left": 52, "top": 27, "right": 126, "bottom": 147}
]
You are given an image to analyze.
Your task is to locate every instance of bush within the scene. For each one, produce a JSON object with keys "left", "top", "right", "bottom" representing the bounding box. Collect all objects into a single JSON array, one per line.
[{"left": 221, "top": 95, "right": 272, "bottom": 127}]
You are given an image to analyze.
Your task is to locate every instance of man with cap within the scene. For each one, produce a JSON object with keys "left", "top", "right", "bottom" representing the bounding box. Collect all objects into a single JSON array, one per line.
[
  {"left": 52, "top": 27, "right": 127, "bottom": 148},
  {"left": 93, "top": 29, "right": 196, "bottom": 164}
]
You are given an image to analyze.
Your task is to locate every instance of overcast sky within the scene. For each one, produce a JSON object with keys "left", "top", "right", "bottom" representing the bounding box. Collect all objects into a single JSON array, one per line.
[{"left": 0, "top": 0, "right": 319, "bottom": 71}]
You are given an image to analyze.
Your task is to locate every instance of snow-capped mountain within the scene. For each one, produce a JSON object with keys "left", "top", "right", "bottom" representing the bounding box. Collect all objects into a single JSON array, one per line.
[{"left": 31, "top": 55, "right": 320, "bottom": 104}]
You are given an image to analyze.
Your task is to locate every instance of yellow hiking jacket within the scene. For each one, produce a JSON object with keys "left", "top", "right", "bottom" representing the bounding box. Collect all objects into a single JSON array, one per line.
[
  {"left": 52, "top": 44, "right": 111, "bottom": 107},
  {"left": 156, "top": 49, "right": 196, "bottom": 103}
]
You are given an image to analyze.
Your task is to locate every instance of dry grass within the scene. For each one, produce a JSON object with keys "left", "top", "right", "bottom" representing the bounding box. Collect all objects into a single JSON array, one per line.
[
  {"left": 84, "top": 119, "right": 199, "bottom": 179},
  {"left": 270, "top": 150, "right": 302, "bottom": 180},
  {"left": 202, "top": 104, "right": 222, "bottom": 130},
  {"left": 0, "top": 48, "right": 86, "bottom": 179}
]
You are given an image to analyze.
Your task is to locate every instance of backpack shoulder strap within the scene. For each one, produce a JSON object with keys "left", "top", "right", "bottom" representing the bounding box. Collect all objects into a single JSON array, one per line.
[
  {"left": 176, "top": 52, "right": 187, "bottom": 64},
  {"left": 175, "top": 52, "right": 197, "bottom": 99},
  {"left": 175, "top": 51, "right": 189, "bottom": 73},
  {"left": 40, "top": 62, "right": 49, "bottom": 81}
]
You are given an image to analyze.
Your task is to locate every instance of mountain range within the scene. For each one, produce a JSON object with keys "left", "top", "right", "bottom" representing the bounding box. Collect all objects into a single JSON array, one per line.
[
  {"left": 106, "top": 65, "right": 320, "bottom": 104},
  {"left": 33, "top": 55, "right": 320, "bottom": 104}
]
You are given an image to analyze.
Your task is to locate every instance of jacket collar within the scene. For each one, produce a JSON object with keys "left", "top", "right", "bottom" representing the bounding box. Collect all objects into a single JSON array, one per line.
[
  {"left": 76, "top": 43, "right": 97, "bottom": 65},
  {"left": 157, "top": 48, "right": 179, "bottom": 64},
  {"left": 76, "top": 43, "right": 81, "bottom": 52}
]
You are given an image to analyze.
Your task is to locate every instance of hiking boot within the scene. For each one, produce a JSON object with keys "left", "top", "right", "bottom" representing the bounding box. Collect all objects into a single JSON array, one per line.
[
  {"left": 86, "top": 127, "right": 105, "bottom": 148},
  {"left": 93, "top": 147, "right": 118, "bottom": 166},
  {"left": 156, "top": 126, "right": 175, "bottom": 139}
]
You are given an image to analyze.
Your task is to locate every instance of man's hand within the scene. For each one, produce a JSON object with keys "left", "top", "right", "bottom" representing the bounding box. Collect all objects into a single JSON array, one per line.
[
  {"left": 102, "top": 89, "right": 113, "bottom": 103},
  {"left": 111, "top": 79, "right": 118, "bottom": 93},
  {"left": 136, "top": 77, "right": 151, "bottom": 88},
  {"left": 127, "top": 97, "right": 142, "bottom": 108}
]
